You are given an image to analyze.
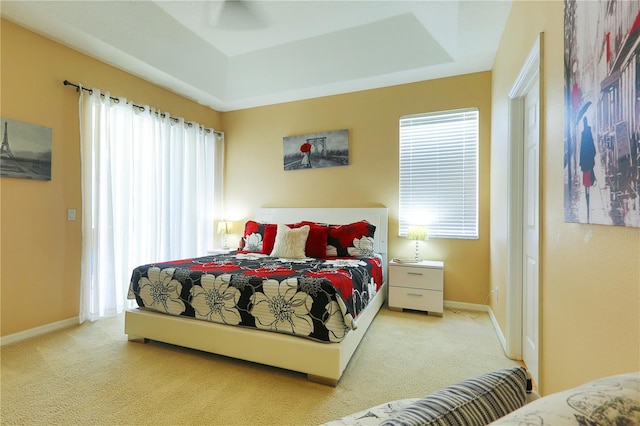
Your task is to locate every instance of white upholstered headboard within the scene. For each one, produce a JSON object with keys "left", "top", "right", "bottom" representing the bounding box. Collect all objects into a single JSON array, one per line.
[{"left": 254, "top": 207, "right": 388, "bottom": 255}]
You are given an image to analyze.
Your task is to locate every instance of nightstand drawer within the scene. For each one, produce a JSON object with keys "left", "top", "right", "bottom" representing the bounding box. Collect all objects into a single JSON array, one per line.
[
  {"left": 388, "top": 265, "right": 443, "bottom": 291},
  {"left": 388, "top": 287, "right": 443, "bottom": 314}
]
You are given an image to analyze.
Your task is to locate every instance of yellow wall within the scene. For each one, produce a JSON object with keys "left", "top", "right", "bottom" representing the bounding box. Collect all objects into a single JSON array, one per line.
[
  {"left": 0, "top": 20, "right": 222, "bottom": 336},
  {"left": 490, "top": 1, "right": 640, "bottom": 394},
  {"left": 223, "top": 73, "right": 493, "bottom": 305}
]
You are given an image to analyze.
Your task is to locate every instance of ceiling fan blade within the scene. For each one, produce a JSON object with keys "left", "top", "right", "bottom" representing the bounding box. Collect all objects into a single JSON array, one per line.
[
  {"left": 208, "top": 1, "right": 225, "bottom": 27},
  {"left": 208, "top": 0, "right": 267, "bottom": 30}
]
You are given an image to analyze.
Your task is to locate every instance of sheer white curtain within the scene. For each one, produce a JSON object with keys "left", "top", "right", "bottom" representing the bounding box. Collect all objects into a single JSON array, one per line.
[{"left": 78, "top": 87, "right": 223, "bottom": 323}]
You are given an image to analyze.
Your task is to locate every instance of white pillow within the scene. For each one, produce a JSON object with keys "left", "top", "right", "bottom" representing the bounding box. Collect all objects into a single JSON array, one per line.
[
  {"left": 270, "top": 224, "right": 310, "bottom": 259},
  {"left": 491, "top": 372, "right": 640, "bottom": 425}
]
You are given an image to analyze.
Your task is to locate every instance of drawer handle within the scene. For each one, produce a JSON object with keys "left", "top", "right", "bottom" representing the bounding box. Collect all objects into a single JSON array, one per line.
[
  {"left": 407, "top": 293, "right": 423, "bottom": 297},
  {"left": 407, "top": 272, "right": 423, "bottom": 276}
]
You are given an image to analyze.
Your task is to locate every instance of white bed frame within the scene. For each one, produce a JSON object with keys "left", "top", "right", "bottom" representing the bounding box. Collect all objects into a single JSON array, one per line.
[{"left": 125, "top": 207, "right": 388, "bottom": 386}]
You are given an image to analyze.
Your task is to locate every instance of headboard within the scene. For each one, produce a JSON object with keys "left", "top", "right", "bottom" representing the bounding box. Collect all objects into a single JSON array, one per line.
[{"left": 254, "top": 207, "right": 388, "bottom": 256}]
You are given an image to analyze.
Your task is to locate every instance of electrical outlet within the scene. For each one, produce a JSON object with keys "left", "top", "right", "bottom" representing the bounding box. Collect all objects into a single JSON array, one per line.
[
  {"left": 494, "top": 287, "right": 499, "bottom": 301},
  {"left": 67, "top": 208, "right": 76, "bottom": 221}
]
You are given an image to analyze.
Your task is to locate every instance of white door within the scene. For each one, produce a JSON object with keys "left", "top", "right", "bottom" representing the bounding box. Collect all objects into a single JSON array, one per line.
[{"left": 522, "top": 78, "right": 540, "bottom": 384}]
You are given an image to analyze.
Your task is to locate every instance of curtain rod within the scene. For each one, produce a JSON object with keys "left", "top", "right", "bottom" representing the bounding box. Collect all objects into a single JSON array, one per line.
[{"left": 63, "top": 80, "right": 222, "bottom": 136}]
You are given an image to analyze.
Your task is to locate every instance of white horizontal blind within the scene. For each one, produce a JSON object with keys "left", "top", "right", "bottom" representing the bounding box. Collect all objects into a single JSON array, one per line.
[{"left": 399, "top": 108, "right": 479, "bottom": 239}]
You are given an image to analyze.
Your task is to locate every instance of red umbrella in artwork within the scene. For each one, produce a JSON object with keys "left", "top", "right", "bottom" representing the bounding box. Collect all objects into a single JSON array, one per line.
[{"left": 300, "top": 142, "right": 311, "bottom": 153}]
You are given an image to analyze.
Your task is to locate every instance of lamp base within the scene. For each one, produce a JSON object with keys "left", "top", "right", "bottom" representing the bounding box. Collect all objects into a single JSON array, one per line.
[{"left": 414, "top": 241, "right": 421, "bottom": 262}]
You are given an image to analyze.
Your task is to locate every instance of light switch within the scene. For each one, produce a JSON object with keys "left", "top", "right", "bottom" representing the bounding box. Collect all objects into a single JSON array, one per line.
[{"left": 67, "top": 208, "right": 76, "bottom": 221}]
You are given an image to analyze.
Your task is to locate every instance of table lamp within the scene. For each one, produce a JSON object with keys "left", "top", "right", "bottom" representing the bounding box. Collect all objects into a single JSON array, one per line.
[
  {"left": 406, "top": 225, "right": 428, "bottom": 261},
  {"left": 217, "top": 221, "right": 233, "bottom": 249}
]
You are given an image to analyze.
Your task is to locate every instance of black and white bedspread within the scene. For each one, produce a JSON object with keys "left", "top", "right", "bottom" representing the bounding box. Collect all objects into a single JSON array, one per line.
[{"left": 127, "top": 252, "right": 384, "bottom": 343}]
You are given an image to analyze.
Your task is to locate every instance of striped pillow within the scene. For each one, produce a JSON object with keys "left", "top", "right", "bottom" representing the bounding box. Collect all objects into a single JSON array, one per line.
[{"left": 380, "top": 367, "right": 528, "bottom": 426}]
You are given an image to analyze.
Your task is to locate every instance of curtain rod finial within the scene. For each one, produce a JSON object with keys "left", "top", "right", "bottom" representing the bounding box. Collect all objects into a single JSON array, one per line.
[{"left": 63, "top": 80, "right": 79, "bottom": 92}]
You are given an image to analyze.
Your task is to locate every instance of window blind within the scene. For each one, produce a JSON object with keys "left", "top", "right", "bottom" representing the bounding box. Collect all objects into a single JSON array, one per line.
[{"left": 399, "top": 108, "right": 479, "bottom": 239}]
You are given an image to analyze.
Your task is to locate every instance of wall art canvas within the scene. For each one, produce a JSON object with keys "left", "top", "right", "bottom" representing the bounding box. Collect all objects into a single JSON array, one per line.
[
  {"left": 0, "top": 117, "right": 52, "bottom": 181},
  {"left": 283, "top": 129, "right": 349, "bottom": 171},
  {"left": 564, "top": 0, "right": 640, "bottom": 227}
]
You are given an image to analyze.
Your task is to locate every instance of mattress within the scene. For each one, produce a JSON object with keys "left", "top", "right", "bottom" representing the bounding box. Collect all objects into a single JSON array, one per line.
[{"left": 127, "top": 251, "right": 384, "bottom": 343}]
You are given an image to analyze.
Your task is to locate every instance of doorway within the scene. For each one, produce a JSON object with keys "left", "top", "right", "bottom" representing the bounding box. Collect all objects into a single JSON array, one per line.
[{"left": 506, "top": 34, "right": 542, "bottom": 386}]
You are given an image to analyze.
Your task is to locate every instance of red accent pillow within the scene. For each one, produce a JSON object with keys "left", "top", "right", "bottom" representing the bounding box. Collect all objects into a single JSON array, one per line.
[
  {"left": 241, "top": 219, "right": 374, "bottom": 258},
  {"left": 261, "top": 224, "right": 278, "bottom": 254},
  {"left": 240, "top": 220, "right": 277, "bottom": 253},
  {"left": 288, "top": 222, "right": 330, "bottom": 258},
  {"left": 327, "top": 220, "right": 376, "bottom": 257}
]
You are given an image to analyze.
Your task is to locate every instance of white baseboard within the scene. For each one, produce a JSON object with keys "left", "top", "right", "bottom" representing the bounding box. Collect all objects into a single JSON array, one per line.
[
  {"left": 486, "top": 306, "right": 507, "bottom": 353},
  {"left": 444, "top": 300, "right": 488, "bottom": 312},
  {"left": 1, "top": 317, "right": 79, "bottom": 346},
  {"left": 444, "top": 300, "right": 507, "bottom": 354}
]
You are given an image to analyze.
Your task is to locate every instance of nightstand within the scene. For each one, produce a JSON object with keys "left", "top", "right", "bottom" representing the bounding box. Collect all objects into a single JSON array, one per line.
[{"left": 388, "top": 260, "right": 444, "bottom": 316}]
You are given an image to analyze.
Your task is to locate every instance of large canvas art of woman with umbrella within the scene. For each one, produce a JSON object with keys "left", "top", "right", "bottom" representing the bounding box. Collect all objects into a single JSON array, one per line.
[{"left": 564, "top": 0, "right": 640, "bottom": 227}]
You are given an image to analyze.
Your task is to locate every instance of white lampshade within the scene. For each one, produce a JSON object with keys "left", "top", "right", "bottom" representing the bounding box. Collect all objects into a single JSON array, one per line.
[
  {"left": 406, "top": 225, "right": 428, "bottom": 241},
  {"left": 217, "top": 221, "right": 232, "bottom": 235}
]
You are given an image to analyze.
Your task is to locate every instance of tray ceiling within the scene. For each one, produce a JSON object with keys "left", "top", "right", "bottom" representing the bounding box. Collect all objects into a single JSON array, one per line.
[{"left": 1, "top": 1, "right": 512, "bottom": 111}]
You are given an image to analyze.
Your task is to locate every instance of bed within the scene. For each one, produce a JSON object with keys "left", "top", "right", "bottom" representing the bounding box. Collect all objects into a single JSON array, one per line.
[{"left": 124, "top": 207, "right": 388, "bottom": 386}]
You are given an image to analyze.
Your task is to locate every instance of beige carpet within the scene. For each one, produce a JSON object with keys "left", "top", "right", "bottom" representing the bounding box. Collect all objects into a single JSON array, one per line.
[{"left": 1, "top": 306, "right": 519, "bottom": 425}]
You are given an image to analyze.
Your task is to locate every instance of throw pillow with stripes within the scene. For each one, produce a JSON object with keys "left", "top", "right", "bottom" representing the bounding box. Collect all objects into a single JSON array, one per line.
[{"left": 380, "top": 367, "right": 528, "bottom": 426}]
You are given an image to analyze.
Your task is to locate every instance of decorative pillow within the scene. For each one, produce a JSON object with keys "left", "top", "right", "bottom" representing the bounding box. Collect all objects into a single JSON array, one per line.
[
  {"left": 380, "top": 367, "right": 528, "bottom": 426},
  {"left": 270, "top": 224, "right": 310, "bottom": 259},
  {"left": 491, "top": 372, "right": 640, "bottom": 425},
  {"left": 261, "top": 224, "right": 278, "bottom": 254},
  {"left": 322, "top": 398, "right": 422, "bottom": 426},
  {"left": 239, "top": 220, "right": 277, "bottom": 253},
  {"left": 288, "top": 222, "right": 330, "bottom": 258},
  {"left": 326, "top": 220, "right": 376, "bottom": 257}
]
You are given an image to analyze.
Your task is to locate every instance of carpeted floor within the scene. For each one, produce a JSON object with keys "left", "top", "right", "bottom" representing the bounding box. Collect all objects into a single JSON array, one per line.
[{"left": 1, "top": 306, "right": 519, "bottom": 425}]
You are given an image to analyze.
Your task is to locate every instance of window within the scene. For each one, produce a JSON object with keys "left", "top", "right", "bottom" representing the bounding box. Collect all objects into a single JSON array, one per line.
[{"left": 399, "top": 108, "right": 479, "bottom": 239}]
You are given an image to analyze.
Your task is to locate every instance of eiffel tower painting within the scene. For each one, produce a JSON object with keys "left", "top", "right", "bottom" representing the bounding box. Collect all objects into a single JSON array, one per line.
[
  {"left": 1, "top": 121, "right": 16, "bottom": 159},
  {"left": 0, "top": 117, "right": 52, "bottom": 180}
]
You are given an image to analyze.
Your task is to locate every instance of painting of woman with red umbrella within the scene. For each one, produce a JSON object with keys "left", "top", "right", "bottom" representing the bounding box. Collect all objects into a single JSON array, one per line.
[
  {"left": 282, "top": 129, "right": 349, "bottom": 171},
  {"left": 300, "top": 141, "right": 312, "bottom": 168}
]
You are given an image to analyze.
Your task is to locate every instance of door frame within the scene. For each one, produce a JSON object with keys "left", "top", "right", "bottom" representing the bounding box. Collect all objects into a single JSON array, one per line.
[{"left": 506, "top": 34, "right": 543, "bottom": 367}]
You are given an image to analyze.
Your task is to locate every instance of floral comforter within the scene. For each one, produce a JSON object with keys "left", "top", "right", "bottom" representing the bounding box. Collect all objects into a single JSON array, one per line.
[{"left": 127, "top": 251, "right": 384, "bottom": 343}]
